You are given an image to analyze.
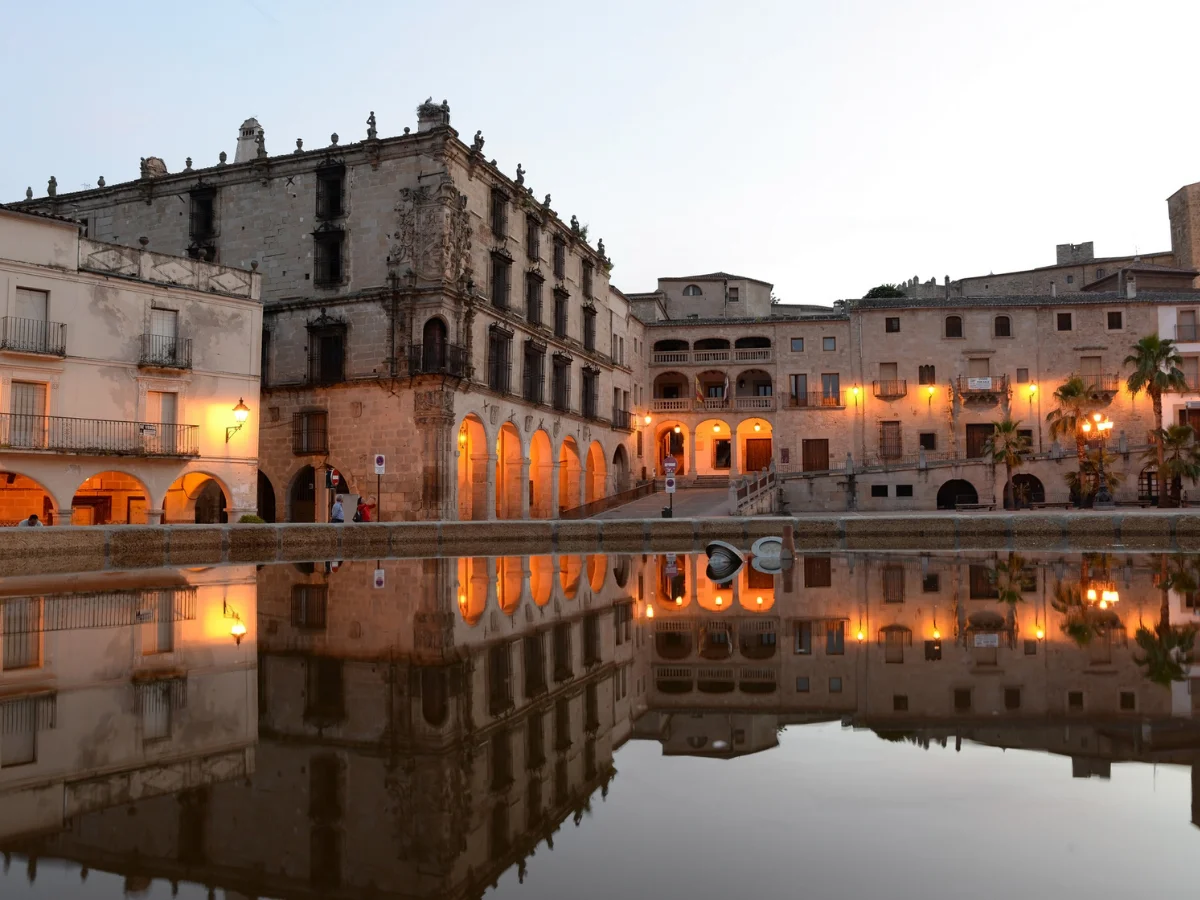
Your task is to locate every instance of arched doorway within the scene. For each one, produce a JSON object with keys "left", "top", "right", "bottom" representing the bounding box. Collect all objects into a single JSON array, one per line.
[
  {"left": 611, "top": 445, "right": 631, "bottom": 493},
  {"left": 289, "top": 465, "right": 317, "bottom": 523},
  {"left": 257, "top": 471, "right": 277, "bottom": 522},
  {"left": 194, "top": 479, "right": 228, "bottom": 524},
  {"left": 1011, "top": 473, "right": 1045, "bottom": 507},
  {"left": 456, "top": 414, "right": 488, "bottom": 520},
  {"left": 0, "top": 471, "right": 57, "bottom": 525},
  {"left": 529, "top": 430, "right": 553, "bottom": 518},
  {"left": 695, "top": 418, "right": 734, "bottom": 475},
  {"left": 559, "top": 437, "right": 582, "bottom": 513},
  {"left": 655, "top": 422, "right": 688, "bottom": 476},
  {"left": 737, "top": 418, "right": 773, "bottom": 474},
  {"left": 72, "top": 471, "right": 151, "bottom": 525},
  {"left": 584, "top": 441, "right": 606, "bottom": 503},
  {"left": 496, "top": 422, "right": 523, "bottom": 519},
  {"left": 936, "top": 479, "right": 978, "bottom": 510},
  {"left": 422, "top": 317, "right": 449, "bottom": 371}
]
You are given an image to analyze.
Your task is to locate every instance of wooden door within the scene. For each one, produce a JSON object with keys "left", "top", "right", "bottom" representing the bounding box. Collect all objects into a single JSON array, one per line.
[
  {"left": 966, "top": 423, "right": 993, "bottom": 458},
  {"left": 801, "top": 439, "right": 829, "bottom": 472},
  {"left": 745, "top": 438, "right": 772, "bottom": 473}
]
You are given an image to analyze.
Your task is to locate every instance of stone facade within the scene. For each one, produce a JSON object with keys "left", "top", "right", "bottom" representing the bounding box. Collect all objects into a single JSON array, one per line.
[{"left": 0, "top": 208, "right": 262, "bottom": 524}]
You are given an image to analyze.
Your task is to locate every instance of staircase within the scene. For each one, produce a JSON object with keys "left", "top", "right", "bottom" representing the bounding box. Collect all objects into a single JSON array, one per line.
[{"left": 690, "top": 475, "right": 731, "bottom": 489}]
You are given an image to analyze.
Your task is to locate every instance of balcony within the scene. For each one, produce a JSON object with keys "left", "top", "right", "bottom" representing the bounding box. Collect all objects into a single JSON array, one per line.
[
  {"left": 1079, "top": 373, "right": 1120, "bottom": 396},
  {"left": 612, "top": 409, "right": 632, "bottom": 431},
  {"left": 0, "top": 414, "right": 199, "bottom": 457},
  {"left": 408, "top": 342, "right": 468, "bottom": 377},
  {"left": 873, "top": 379, "right": 908, "bottom": 399},
  {"left": 139, "top": 333, "right": 192, "bottom": 369},
  {"left": 652, "top": 350, "right": 690, "bottom": 366},
  {"left": 651, "top": 397, "right": 691, "bottom": 412},
  {"left": 1177, "top": 323, "right": 1200, "bottom": 342},
  {"left": 701, "top": 397, "right": 730, "bottom": 411},
  {"left": 0, "top": 317, "right": 67, "bottom": 357},
  {"left": 956, "top": 375, "right": 1008, "bottom": 402},
  {"left": 787, "top": 392, "right": 845, "bottom": 409},
  {"left": 693, "top": 349, "right": 731, "bottom": 364},
  {"left": 734, "top": 348, "right": 772, "bottom": 363},
  {"left": 735, "top": 395, "right": 776, "bottom": 411}
]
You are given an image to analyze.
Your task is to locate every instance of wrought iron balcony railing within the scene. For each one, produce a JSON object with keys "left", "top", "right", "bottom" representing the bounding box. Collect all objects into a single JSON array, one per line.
[
  {"left": 873, "top": 379, "right": 908, "bottom": 399},
  {"left": 787, "top": 392, "right": 845, "bottom": 409},
  {"left": 0, "top": 317, "right": 66, "bottom": 356},
  {"left": 0, "top": 414, "right": 199, "bottom": 457},
  {"left": 611, "top": 409, "right": 632, "bottom": 430},
  {"left": 408, "top": 342, "right": 468, "bottom": 377},
  {"left": 139, "top": 333, "right": 192, "bottom": 369}
]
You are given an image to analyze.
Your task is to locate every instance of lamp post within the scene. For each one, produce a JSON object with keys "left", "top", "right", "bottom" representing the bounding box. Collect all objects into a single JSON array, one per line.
[{"left": 1082, "top": 412, "right": 1115, "bottom": 509}]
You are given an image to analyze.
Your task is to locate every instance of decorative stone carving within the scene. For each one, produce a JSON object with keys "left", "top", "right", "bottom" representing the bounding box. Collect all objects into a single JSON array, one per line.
[
  {"left": 330, "top": 133, "right": 339, "bottom": 146},
  {"left": 255, "top": 131, "right": 267, "bottom": 158},
  {"left": 543, "top": 193, "right": 551, "bottom": 209},
  {"left": 570, "top": 215, "right": 580, "bottom": 235},
  {"left": 295, "top": 138, "right": 303, "bottom": 153},
  {"left": 471, "top": 130, "right": 485, "bottom": 152},
  {"left": 552, "top": 419, "right": 560, "bottom": 438},
  {"left": 184, "top": 157, "right": 193, "bottom": 171},
  {"left": 393, "top": 179, "right": 472, "bottom": 285},
  {"left": 219, "top": 151, "right": 227, "bottom": 165},
  {"left": 413, "top": 389, "right": 455, "bottom": 425},
  {"left": 47, "top": 176, "right": 57, "bottom": 197},
  {"left": 597, "top": 238, "right": 605, "bottom": 258},
  {"left": 524, "top": 415, "right": 533, "bottom": 432},
  {"left": 367, "top": 110, "right": 377, "bottom": 140},
  {"left": 489, "top": 406, "right": 499, "bottom": 426},
  {"left": 97, "top": 176, "right": 105, "bottom": 187},
  {"left": 25, "top": 187, "right": 32, "bottom": 200},
  {"left": 515, "top": 163, "right": 525, "bottom": 185}
]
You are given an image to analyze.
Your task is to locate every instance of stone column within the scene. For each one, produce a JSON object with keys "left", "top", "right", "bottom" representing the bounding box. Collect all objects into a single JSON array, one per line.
[
  {"left": 687, "top": 430, "right": 697, "bottom": 477},
  {"left": 485, "top": 453, "right": 498, "bottom": 521},
  {"left": 414, "top": 388, "right": 457, "bottom": 521},
  {"left": 550, "top": 460, "right": 561, "bottom": 519},
  {"left": 520, "top": 458, "right": 532, "bottom": 519},
  {"left": 730, "top": 432, "right": 739, "bottom": 477},
  {"left": 146, "top": 508, "right": 165, "bottom": 525},
  {"left": 470, "top": 453, "right": 489, "bottom": 521},
  {"left": 578, "top": 460, "right": 588, "bottom": 509}
]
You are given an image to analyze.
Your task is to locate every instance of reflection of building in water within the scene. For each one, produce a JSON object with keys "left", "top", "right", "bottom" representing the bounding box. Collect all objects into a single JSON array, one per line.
[
  {"left": 6, "top": 553, "right": 644, "bottom": 898},
  {"left": 0, "top": 566, "right": 258, "bottom": 844}
]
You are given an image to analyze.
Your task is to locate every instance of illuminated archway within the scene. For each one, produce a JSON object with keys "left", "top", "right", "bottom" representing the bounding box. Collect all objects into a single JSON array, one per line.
[
  {"left": 694, "top": 418, "right": 734, "bottom": 476},
  {"left": 736, "top": 418, "right": 774, "bottom": 476},
  {"left": 529, "top": 555, "right": 554, "bottom": 606},
  {"left": 456, "top": 414, "right": 489, "bottom": 521},
  {"left": 584, "top": 441, "right": 607, "bottom": 503},
  {"left": 496, "top": 422, "right": 523, "bottom": 519},
  {"left": 529, "top": 429, "right": 554, "bottom": 518},
  {"left": 558, "top": 437, "right": 582, "bottom": 513},
  {"left": 653, "top": 421, "right": 688, "bottom": 476},
  {"left": 163, "top": 472, "right": 231, "bottom": 524},
  {"left": 586, "top": 554, "right": 607, "bottom": 592},
  {"left": 559, "top": 555, "right": 583, "bottom": 599},
  {"left": 0, "top": 471, "right": 58, "bottom": 525},
  {"left": 456, "top": 557, "right": 488, "bottom": 625},
  {"left": 71, "top": 471, "right": 152, "bottom": 525}
]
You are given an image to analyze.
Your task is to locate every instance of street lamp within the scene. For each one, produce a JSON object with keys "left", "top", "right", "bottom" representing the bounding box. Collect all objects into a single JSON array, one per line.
[
  {"left": 225, "top": 398, "right": 250, "bottom": 443},
  {"left": 1082, "top": 412, "right": 1115, "bottom": 508}
]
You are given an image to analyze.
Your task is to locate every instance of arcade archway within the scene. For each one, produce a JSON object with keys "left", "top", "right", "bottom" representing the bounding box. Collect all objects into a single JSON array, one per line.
[
  {"left": 457, "top": 414, "right": 488, "bottom": 521},
  {"left": 584, "top": 442, "right": 607, "bottom": 503},
  {"left": 0, "top": 471, "right": 58, "bottom": 525},
  {"left": 72, "top": 471, "right": 151, "bottom": 525},
  {"left": 529, "top": 430, "right": 554, "bottom": 518},
  {"left": 559, "top": 437, "right": 582, "bottom": 513},
  {"left": 936, "top": 479, "right": 978, "bottom": 510},
  {"left": 496, "top": 422, "right": 523, "bottom": 519}
]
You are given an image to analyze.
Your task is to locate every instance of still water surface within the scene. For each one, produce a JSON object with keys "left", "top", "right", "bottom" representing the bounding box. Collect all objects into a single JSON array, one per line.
[{"left": 1, "top": 549, "right": 1198, "bottom": 899}]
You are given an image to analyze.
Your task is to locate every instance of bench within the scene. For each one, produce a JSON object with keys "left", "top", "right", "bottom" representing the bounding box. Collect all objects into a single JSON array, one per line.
[{"left": 955, "top": 502, "right": 995, "bottom": 511}]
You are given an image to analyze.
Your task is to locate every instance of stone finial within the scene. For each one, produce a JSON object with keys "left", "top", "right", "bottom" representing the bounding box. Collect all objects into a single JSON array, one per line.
[
  {"left": 366, "top": 110, "right": 377, "bottom": 140},
  {"left": 570, "top": 215, "right": 580, "bottom": 235},
  {"left": 140, "top": 157, "right": 149, "bottom": 179},
  {"left": 25, "top": 187, "right": 32, "bottom": 200},
  {"left": 47, "top": 176, "right": 57, "bottom": 197},
  {"left": 219, "top": 151, "right": 227, "bottom": 165},
  {"left": 471, "top": 130, "right": 485, "bottom": 152},
  {"left": 330, "top": 133, "right": 339, "bottom": 146},
  {"left": 185, "top": 157, "right": 193, "bottom": 171},
  {"left": 250, "top": 260, "right": 259, "bottom": 271},
  {"left": 139, "top": 236, "right": 149, "bottom": 247},
  {"left": 295, "top": 138, "right": 303, "bottom": 153},
  {"left": 543, "top": 193, "right": 551, "bottom": 208},
  {"left": 515, "top": 163, "right": 525, "bottom": 186},
  {"left": 255, "top": 131, "right": 267, "bottom": 159},
  {"left": 597, "top": 238, "right": 605, "bottom": 258},
  {"left": 403, "top": 126, "right": 410, "bottom": 134},
  {"left": 97, "top": 176, "right": 105, "bottom": 187}
]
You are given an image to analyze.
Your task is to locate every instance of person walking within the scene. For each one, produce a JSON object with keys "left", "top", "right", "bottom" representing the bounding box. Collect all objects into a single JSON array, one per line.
[
  {"left": 330, "top": 495, "right": 345, "bottom": 524},
  {"left": 16, "top": 513, "right": 43, "bottom": 527}
]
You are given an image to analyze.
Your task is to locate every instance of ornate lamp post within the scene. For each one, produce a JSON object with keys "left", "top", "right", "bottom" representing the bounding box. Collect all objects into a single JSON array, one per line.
[{"left": 1081, "top": 412, "right": 1115, "bottom": 508}]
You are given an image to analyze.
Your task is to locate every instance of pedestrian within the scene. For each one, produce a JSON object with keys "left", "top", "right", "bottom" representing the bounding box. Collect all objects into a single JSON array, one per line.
[
  {"left": 16, "top": 513, "right": 43, "bottom": 527},
  {"left": 330, "top": 495, "right": 345, "bottom": 524},
  {"left": 354, "top": 497, "right": 377, "bottom": 522}
]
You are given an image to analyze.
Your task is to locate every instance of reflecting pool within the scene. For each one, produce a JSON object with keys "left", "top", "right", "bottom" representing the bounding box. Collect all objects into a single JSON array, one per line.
[{"left": 2, "top": 549, "right": 1199, "bottom": 898}]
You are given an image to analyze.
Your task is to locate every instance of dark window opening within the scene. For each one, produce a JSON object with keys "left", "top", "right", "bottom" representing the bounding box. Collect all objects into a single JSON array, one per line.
[
  {"left": 292, "top": 410, "right": 328, "bottom": 454},
  {"left": 189, "top": 189, "right": 216, "bottom": 241},
  {"left": 307, "top": 326, "right": 345, "bottom": 385},
  {"left": 583, "top": 307, "right": 597, "bottom": 351},
  {"left": 552, "top": 355, "right": 571, "bottom": 412},
  {"left": 1108, "top": 310, "right": 1123, "bottom": 330},
  {"left": 490, "top": 253, "right": 512, "bottom": 310},
  {"left": 922, "top": 573, "right": 940, "bottom": 592},
  {"left": 525, "top": 272, "right": 543, "bottom": 324},
  {"left": 526, "top": 216, "right": 540, "bottom": 260},
  {"left": 490, "top": 188, "right": 508, "bottom": 237},
  {"left": 487, "top": 327, "right": 513, "bottom": 394},
  {"left": 918, "top": 364, "right": 936, "bottom": 385},
  {"left": 315, "top": 166, "right": 345, "bottom": 219},
  {"left": 871, "top": 484, "right": 888, "bottom": 498},
  {"left": 885, "top": 317, "right": 900, "bottom": 333},
  {"left": 583, "top": 261, "right": 594, "bottom": 299},
  {"left": 554, "top": 289, "right": 569, "bottom": 337},
  {"left": 1057, "top": 312, "right": 1073, "bottom": 331},
  {"left": 994, "top": 315, "right": 1011, "bottom": 337},
  {"left": 804, "top": 556, "right": 832, "bottom": 588},
  {"left": 581, "top": 368, "right": 599, "bottom": 419},
  {"left": 945, "top": 316, "right": 962, "bottom": 339},
  {"left": 553, "top": 236, "right": 566, "bottom": 279},
  {"left": 313, "top": 229, "right": 345, "bottom": 285},
  {"left": 896, "top": 484, "right": 914, "bottom": 497},
  {"left": 523, "top": 343, "right": 546, "bottom": 404}
]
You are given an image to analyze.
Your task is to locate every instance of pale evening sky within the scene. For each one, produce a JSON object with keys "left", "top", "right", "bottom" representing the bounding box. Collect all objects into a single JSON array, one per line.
[{"left": 3, "top": 0, "right": 1198, "bottom": 304}]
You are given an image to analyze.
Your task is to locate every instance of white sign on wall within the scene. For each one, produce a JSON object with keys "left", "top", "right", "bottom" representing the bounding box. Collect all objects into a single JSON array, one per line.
[
  {"left": 973, "top": 633, "right": 1000, "bottom": 648},
  {"left": 966, "top": 377, "right": 994, "bottom": 390}
]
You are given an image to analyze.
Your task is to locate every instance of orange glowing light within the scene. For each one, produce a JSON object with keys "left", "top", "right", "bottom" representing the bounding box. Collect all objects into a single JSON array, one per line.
[
  {"left": 713, "top": 424, "right": 721, "bottom": 433},
  {"left": 933, "top": 629, "right": 941, "bottom": 640},
  {"left": 674, "top": 425, "right": 682, "bottom": 434},
  {"left": 646, "top": 606, "right": 655, "bottom": 619},
  {"left": 675, "top": 596, "right": 683, "bottom": 605},
  {"left": 1036, "top": 627, "right": 1045, "bottom": 639},
  {"left": 715, "top": 596, "right": 723, "bottom": 606},
  {"left": 644, "top": 414, "right": 652, "bottom": 425}
]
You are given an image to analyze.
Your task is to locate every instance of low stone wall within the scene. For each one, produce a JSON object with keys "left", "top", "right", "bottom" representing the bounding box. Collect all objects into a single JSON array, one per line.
[{"left": 1, "top": 511, "right": 1195, "bottom": 576}]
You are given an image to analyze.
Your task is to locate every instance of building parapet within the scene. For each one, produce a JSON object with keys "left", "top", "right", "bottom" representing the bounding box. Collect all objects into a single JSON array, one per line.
[{"left": 77, "top": 238, "right": 261, "bottom": 301}]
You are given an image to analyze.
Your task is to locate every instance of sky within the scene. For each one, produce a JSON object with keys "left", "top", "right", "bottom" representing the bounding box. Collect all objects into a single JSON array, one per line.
[{"left": 4, "top": 0, "right": 1200, "bottom": 304}]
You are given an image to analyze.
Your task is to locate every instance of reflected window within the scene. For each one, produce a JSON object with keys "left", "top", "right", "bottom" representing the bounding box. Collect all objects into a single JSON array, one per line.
[
  {"left": 795, "top": 621, "right": 813, "bottom": 655},
  {"left": 829, "top": 676, "right": 843, "bottom": 694},
  {"left": 826, "top": 620, "right": 845, "bottom": 655},
  {"left": 796, "top": 676, "right": 810, "bottom": 693}
]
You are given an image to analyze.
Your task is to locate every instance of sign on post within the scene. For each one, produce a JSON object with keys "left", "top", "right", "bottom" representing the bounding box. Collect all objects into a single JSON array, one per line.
[
  {"left": 665, "top": 553, "right": 678, "bottom": 577},
  {"left": 373, "top": 568, "right": 386, "bottom": 589},
  {"left": 665, "top": 476, "right": 676, "bottom": 494},
  {"left": 374, "top": 454, "right": 386, "bottom": 475},
  {"left": 663, "top": 456, "right": 678, "bottom": 475}
]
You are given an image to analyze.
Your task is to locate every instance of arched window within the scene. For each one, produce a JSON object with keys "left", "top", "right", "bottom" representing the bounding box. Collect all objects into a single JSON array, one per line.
[
  {"left": 682, "top": 284, "right": 703, "bottom": 296},
  {"left": 945, "top": 316, "right": 963, "bottom": 339},
  {"left": 994, "top": 315, "right": 1011, "bottom": 338}
]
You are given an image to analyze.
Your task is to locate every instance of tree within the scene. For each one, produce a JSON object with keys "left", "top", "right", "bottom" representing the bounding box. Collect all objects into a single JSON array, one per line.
[
  {"left": 1045, "top": 376, "right": 1097, "bottom": 504},
  {"left": 1146, "top": 422, "right": 1200, "bottom": 506},
  {"left": 862, "top": 284, "right": 906, "bottom": 299},
  {"left": 1064, "top": 447, "right": 1126, "bottom": 505},
  {"left": 983, "top": 419, "right": 1029, "bottom": 509},
  {"left": 1134, "top": 554, "right": 1199, "bottom": 686},
  {"left": 1125, "top": 334, "right": 1188, "bottom": 507}
]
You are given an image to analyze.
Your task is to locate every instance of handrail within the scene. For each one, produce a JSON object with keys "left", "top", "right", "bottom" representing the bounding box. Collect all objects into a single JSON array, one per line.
[{"left": 0, "top": 414, "right": 199, "bottom": 456}]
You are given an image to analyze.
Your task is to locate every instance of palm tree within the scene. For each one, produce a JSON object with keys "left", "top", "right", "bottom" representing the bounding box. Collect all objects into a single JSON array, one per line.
[
  {"left": 1125, "top": 335, "right": 1188, "bottom": 508},
  {"left": 983, "top": 419, "right": 1029, "bottom": 509},
  {"left": 1147, "top": 422, "right": 1200, "bottom": 506},
  {"left": 1064, "top": 447, "right": 1126, "bottom": 506},
  {"left": 991, "top": 552, "right": 1028, "bottom": 607},
  {"left": 1045, "top": 376, "right": 1096, "bottom": 504},
  {"left": 1134, "top": 554, "right": 1199, "bottom": 686}
]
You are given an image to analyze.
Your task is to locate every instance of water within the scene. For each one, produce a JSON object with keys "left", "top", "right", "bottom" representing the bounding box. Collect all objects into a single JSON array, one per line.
[{"left": 1, "top": 549, "right": 1198, "bottom": 899}]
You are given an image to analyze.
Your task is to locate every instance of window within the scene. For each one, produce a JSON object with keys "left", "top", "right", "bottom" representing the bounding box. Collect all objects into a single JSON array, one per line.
[
  {"left": 922, "top": 573, "right": 940, "bottom": 593},
  {"left": 1096, "top": 268, "right": 1106, "bottom": 279},
  {"left": 683, "top": 284, "right": 702, "bottom": 296},
  {"left": 582, "top": 262, "right": 594, "bottom": 299},
  {"left": 821, "top": 373, "right": 840, "bottom": 399},
  {"left": 3, "top": 599, "right": 41, "bottom": 671},
  {"left": 553, "top": 623, "right": 572, "bottom": 681},
  {"left": 526, "top": 216, "right": 540, "bottom": 260},
  {"left": 523, "top": 343, "right": 545, "bottom": 404},
  {"left": 880, "top": 421, "right": 902, "bottom": 458},
  {"left": 488, "top": 644, "right": 513, "bottom": 714},
  {"left": 292, "top": 410, "right": 328, "bottom": 454},
  {"left": 1066, "top": 275, "right": 1074, "bottom": 284},
  {"left": 882, "top": 565, "right": 905, "bottom": 603},
  {"left": 896, "top": 484, "right": 913, "bottom": 497},
  {"left": 1119, "top": 691, "right": 1136, "bottom": 711},
  {"left": 871, "top": 484, "right": 888, "bottom": 498},
  {"left": 1016, "top": 367, "right": 1029, "bottom": 384},
  {"left": 614, "top": 602, "right": 632, "bottom": 646},
  {"left": 893, "top": 695, "right": 909, "bottom": 711},
  {"left": 490, "top": 188, "right": 508, "bottom": 237},
  {"left": 8, "top": 381, "right": 47, "bottom": 449},
  {"left": 307, "top": 325, "right": 345, "bottom": 384},
  {"left": 919, "top": 432, "right": 937, "bottom": 451},
  {"left": 490, "top": 729, "right": 513, "bottom": 789},
  {"left": 551, "top": 354, "right": 571, "bottom": 412},
  {"left": 490, "top": 253, "right": 512, "bottom": 309},
  {"left": 945, "top": 316, "right": 963, "bottom": 338},
  {"left": 1024, "top": 639, "right": 1038, "bottom": 655},
  {"left": 918, "top": 365, "right": 936, "bottom": 385},
  {"left": 801, "top": 439, "right": 830, "bottom": 472},
  {"left": 795, "top": 621, "right": 813, "bottom": 655},
  {"left": 1005, "top": 688, "right": 1022, "bottom": 710},
  {"left": 954, "top": 689, "right": 972, "bottom": 712},
  {"left": 795, "top": 676, "right": 810, "bottom": 692},
  {"left": 829, "top": 677, "right": 843, "bottom": 694},
  {"left": 291, "top": 585, "right": 328, "bottom": 630},
  {"left": 313, "top": 228, "right": 345, "bottom": 285},
  {"left": 525, "top": 272, "right": 543, "bottom": 324},
  {"left": 994, "top": 315, "right": 1011, "bottom": 337},
  {"left": 581, "top": 368, "right": 599, "bottom": 419},
  {"left": 826, "top": 620, "right": 845, "bottom": 655},
  {"left": 140, "top": 681, "right": 174, "bottom": 742},
  {"left": 487, "top": 327, "right": 512, "bottom": 394},
  {"left": 315, "top": 166, "right": 345, "bottom": 219},
  {"left": 968, "top": 564, "right": 998, "bottom": 599},
  {"left": 822, "top": 336, "right": 836, "bottom": 351},
  {"left": 188, "top": 188, "right": 216, "bottom": 241},
  {"left": 885, "top": 317, "right": 900, "bottom": 333},
  {"left": 1056, "top": 312, "right": 1073, "bottom": 331},
  {"left": 804, "top": 556, "right": 832, "bottom": 587},
  {"left": 553, "top": 237, "right": 566, "bottom": 279},
  {"left": 553, "top": 289, "right": 569, "bottom": 337},
  {"left": 583, "top": 307, "right": 596, "bottom": 351},
  {"left": 728, "top": 287, "right": 739, "bottom": 302},
  {"left": 1107, "top": 310, "right": 1123, "bottom": 330},
  {"left": 788, "top": 374, "right": 808, "bottom": 404},
  {"left": 790, "top": 337, "right": 804, "bottom": 352},
  {"left": 1067, "top": 691, "right": 1084, "bottom": 712}
]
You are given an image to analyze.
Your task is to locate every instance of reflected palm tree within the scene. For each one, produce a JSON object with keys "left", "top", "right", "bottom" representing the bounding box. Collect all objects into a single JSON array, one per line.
[
  {"left": 1051, "top": 580, "right": 1095, "bottom": 647},
  {"left": 991, "top": 552, "right": 1028, "bottom": 608},
  {"left": 1135, "top": 554, "right": 1200, "bottom": 686}
]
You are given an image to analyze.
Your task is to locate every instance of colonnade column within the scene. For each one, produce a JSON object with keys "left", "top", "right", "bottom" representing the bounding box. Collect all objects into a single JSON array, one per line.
[
  {"left": 485, "top": 453, "right": 498, "bottom": 521},
  {"left": 550, "top": 460, "right": 561, "bottom": 520},
  {"left": 520, "top": 457, "right": 532, "bottom": 519}
]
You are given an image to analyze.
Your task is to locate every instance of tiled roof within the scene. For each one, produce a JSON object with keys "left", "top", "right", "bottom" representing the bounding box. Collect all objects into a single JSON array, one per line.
[
  {"left": 662, "top": 271, "right": 774, "bottom": 287},
  {"left": 852, "top": 291, "right": 1193, "bottom": 310},
  {"left": 0, "top": 203, "right": 81, "bottom": 227}
]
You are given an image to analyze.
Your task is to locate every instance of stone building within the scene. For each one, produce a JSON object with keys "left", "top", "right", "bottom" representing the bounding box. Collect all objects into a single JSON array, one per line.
[
  {"left": 0, "top": 206, "right": 262, "bottom": 524},
  {"left": 12, "top": 100, "right": 640, "bottom": 522}
]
